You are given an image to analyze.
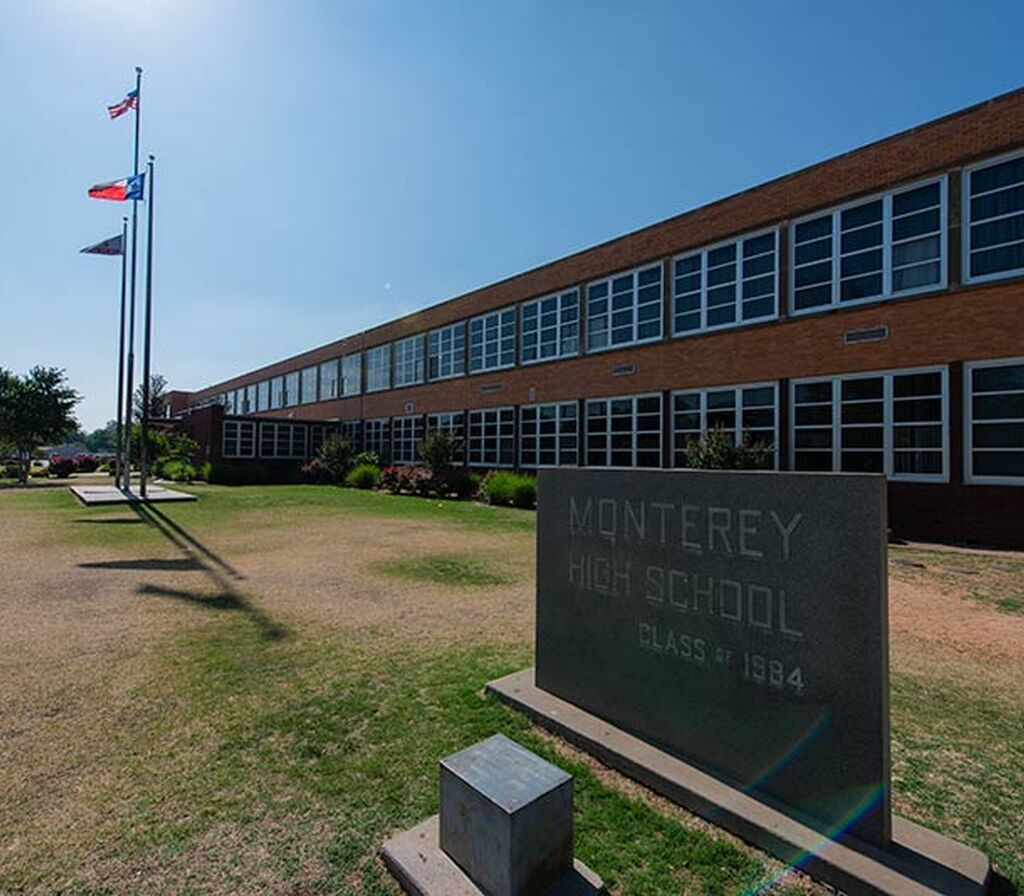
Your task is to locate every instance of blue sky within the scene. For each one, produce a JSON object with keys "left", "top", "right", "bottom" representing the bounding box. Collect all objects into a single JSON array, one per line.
[{"left": 1, "top": 1, "right": 1022, "bottom": 430}]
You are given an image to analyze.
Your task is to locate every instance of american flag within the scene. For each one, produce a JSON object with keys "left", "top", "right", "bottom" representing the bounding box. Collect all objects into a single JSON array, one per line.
[{"left": 107, "top": 89, "right": 138, "bottom": 120}]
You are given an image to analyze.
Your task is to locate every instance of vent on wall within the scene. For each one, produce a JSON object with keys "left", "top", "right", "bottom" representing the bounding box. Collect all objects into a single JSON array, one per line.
[
  {"left": 480, "top": 383, "right": 503, "bottom": 394},
  {"left": 843, "top": 326, "right": 889, "bottom": 345},
  {"left": 612, "top": 364, "right": 637, "bottom": 376}
]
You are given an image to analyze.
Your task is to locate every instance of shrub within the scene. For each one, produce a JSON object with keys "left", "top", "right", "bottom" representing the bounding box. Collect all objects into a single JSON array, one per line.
[
  {"left": 199, "top": 461, "right": 213, "bottom": 482},
  {"left": 48, "top": 457, "right": 76, "bottom": 478},
  {"left": 2, "top": 462, "right": 20, "bottom": 479},
  {"left": 380, "top": 465, "right": 435, "bottom": 495},
  {"left": 160, "top": 459, "right": 196, "bottom": 482},
  {"left": 345, "top": 463, "right": 380, "bottom": 489},
  {"left": 684, "top": 426, "right": 774, "bottom": 470},
  {"left": 434, "top": 469, "right": 477, "bottom": 499},
  {"left": 75, "top": 455, "right": 100, "bottom": 473},
  {"left": 300, "top": 457, "right": 331, "bottom": 484},
  {"left": 418, "top": 429, "right": 463, "bottom": 473},
  {"left": 479, "top": 470, "right": 537, "bottom": 509},
  {"left": 317, "top": 435, "right": 355, "bottom": 484}
]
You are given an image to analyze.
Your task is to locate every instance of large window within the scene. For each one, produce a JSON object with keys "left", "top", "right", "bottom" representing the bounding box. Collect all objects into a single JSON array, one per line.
[
  {"left": 340, "top": 419, "right": 362, "bottom": 449},
  {"left": 366, "top": 345, "right": 391, "bottom": 393},
  {"left": 586, "top": 264, "right": 662, "bottom": 352},
  {"left": 965, "top": 358, "right": 1024, "bottom": 484},
  {"left": 270, "top": 376, "right": 285, "bottom": 410},
  {"left": 585, "top": 394, "right": 662, "bottom": 467},
  {"left": 245, "top": 384, "right": 257, "bottom": 415},
  {"left": 791, "top": 367, "right": 947, "bottom": 481},
  {"left": 964, "top": 152, "right": 1024, "bottom": 283},
  {"left": 301, "top": 366, "right": 318, "bottom": 404},
  {"left": 520, "top": 402, "right": 578, "bottom": 467},
  {"left": 319, "top": 360, "right": 339, "bottom": 401},
  {"left": 392, "top": 415, "right": 425, "bottom": 464},
  {"left": 467, "top": 407, "right": 515, "bottom": 467},
  {"left": 426, "top": 412, "right": 465, "bottom": 462},
  {"left": 364, "top": 418, "right": 390, "bottom": 463},
  {"left": 223, "top": 420, "right": 256, "bottom": 459},
  {"left": 428, "top": 322, "right": 466, "bottom": 380},
  {"left": 342, "top": 354, "right": 361, "bottom": 396},
  {"left": 521, "top": 289, "right": 579, "bottom": 364},
  {"left": 284, "top": 371, "right": 300, "bottom": 407},
  {"left": 791, "top": 178, "right": 945, "bottom": 314},
  {"left": 257, "top": 380, "right": 270, "bottom": 412},
  {"left": 673, "top": 231, "right": 777, "bottom": 335},
  {"left": 469, "top": 307, "right": 516, "bottom": 373},
  {"left": 258, "top": 422, "right": 306, "bottom": 459},
  {"left": 309, "top": 424, "right": 338, "bottom": 455},
  {"left": 671, "top": 383, "right": 777, "bottom": 468},
  {"left": 393, "top": 335, "right": 425, "bottom": 388}
]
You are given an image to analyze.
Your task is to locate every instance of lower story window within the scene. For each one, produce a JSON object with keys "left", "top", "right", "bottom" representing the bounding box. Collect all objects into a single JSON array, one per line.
[
  {"left": 520, "top": 402, "right": 578, "bottom": 467},
  {"left": 966, "top": 357, "right": 1024, "bottom": 483},
  {"left": 791, "top": 367, "right": 947, "bottom": 481},
  {"left": 468, "top": 407, "right": 515, "bottom": 467},
  {"left": 222, "top": 420, "right": 256, "bottom": 459},
  {"left": 340, "top": 419, "right": 362, "bottom": 450},
  {"left": 426, "top": 412, "right": 465, "bottom": 463},
  {"left": 258, "top": 422, "right": 307, "bottom": 459},
  {"left": 364, "top": 418, "right": 391, "bottom": 464},
  {"left": 392, "top": 415, "right": 425, "bottom": 465},
  {"left": 309, "top": 424, "right": 338, "bottom": 455},
  {"left": 671, "top": 383, "right": 777, "bottom": 468},
  {"left": 585, "top": 394, "right": 662, "bottom": 467}
]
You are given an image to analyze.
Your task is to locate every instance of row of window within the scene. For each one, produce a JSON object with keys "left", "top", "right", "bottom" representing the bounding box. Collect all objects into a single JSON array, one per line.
[
  {"left": 202, "top": 150, "right": 1024, "bottom": 415},
  {"left": 220, "top": 357, "right": 1024, "bottom": 485}
]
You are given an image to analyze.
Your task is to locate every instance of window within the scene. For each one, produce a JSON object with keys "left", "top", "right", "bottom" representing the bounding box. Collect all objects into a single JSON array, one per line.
[
  {"left": 521, "top": 289, "right": 579, "bottom": 363},
  {"left": 671, "top": 383, "right": 777, "bottom": 468},
  {"left": 340, "top": 419, "right": 362, "bottom": 449},
  {"left": 224, "top": 391, "right": 236, "bottom": 414},
  {"left": 284, "top": 371, "right": 300, "bottom": 407},
  {"left": 301, "top": 366, "right": 318, "bottom": 404},
  {"left": 791, "top": 179, "right": 945, "bottom": 313},
  {"left": 585, "top": 394, "right": 662, "bottom": 467},
  {"left": 586, "top": 264, "right": 662, "bottom": 352},
  {"left": 791, "top": 367, "right": 947, "bottom": 481},
  {"left": 309, "top": 424, "right": 338, "bottom": 455},
  {"left": 393, "top": 335, "right": 425, "bottom": 388},
  {"left": 363, "top": 418, "right": 390, "bottom": 463},
  {"left": 319, "top": 360, "right": 339, "bottom": 401},
  {"left": 520, "top": 402, "right": 578, "bottom": 467},
  {"left": 258, "top": 422, "right": 306, "bottom": 459},
  {"left": 469, "top": 307, "right": 516, "bottom": 373},
  {"left": 392, "top": 415, "right": 425, "bottom": 464},
  {"left": 223, "top": 420, "right": 256, "bottom": 458},
  {"left": 467, "top": 407, "right": 515, "bottom": 467},
  {"left": 965, "top": 358, "right": 1024, "bottom": 483},
  {"left": 257, "top": 380, "right": 270, "bottom": 412},
  {"left": 964, "top": 152, "right": 1024, "bottom": 283},
  {"left": 244, "top": 385, "right": 257, "bottom": 415},
  {"left": 428, "top": 322, "right": 466, "bottom": 380},
  {"left": 673, "top": 231, "right": 777, "bottom": 335},
  {"left": 426, "top": 412, "right": 465, "bottom": 463},
  {"left": 342, "top": 354, "right": 361, "bottom": 396},
  {"left": 366, "top": 345, "right": 391, "bottom": 392}
]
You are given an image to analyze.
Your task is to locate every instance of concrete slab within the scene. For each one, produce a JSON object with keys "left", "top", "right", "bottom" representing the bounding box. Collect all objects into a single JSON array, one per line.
[
  {"left": 381, "top": 815, "right": 605, "bottom": 896},
  {"left": 69, "top": 485, "right": 197, "bottom": 506},
  {"left": 488, "top": 668, "right": 991, "bottom": 896}
]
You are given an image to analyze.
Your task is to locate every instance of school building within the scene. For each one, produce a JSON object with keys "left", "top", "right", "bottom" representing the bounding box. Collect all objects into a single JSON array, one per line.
[{"left": 172, "top": 87, "right": 1024, "bottom": 548}]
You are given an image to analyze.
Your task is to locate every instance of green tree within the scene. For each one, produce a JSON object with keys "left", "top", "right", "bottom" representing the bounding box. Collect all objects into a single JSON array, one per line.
[
  {"left": 133, "top": 373, "right": 169, "bottom": 421},
  {"left": 684, "top": 426, "right": 774, "bottom": 470},
  {"left": 316, "top": 435, "right": 355, "bottom": 484},
  {"left": 417, "top": 429, "right": 462, "bottom": 473},
  {"left": 84, "top": 420, "right": 118, "bottom": 453},
  {"left": 0, "top": 367, "right": 81, "bottom": 484}
]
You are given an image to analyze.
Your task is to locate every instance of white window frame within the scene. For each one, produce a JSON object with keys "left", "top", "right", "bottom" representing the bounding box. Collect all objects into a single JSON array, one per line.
[
  {"left": 672, "top": 228, "right": 779, "bottom": 337},
  {"left": 469, "top": 306, "right": 517, "bottom": 374},
  {"left": 365, "top": 345, "right": 391, "bottom": 393},
  {"left": 789, "top": 365, "right": 949, "bottom": 483},
  {"left": 467, "top": 407, "right": 516, "bottom": 467},
  {"left": 258, "top": 422, "right": 307, "bottom": 460},
  {"left": 426, "top": 411, "right": 465, "bottom": 462},
  {"left": 964, "top": 356, "right": 1024, "bottom": 486},
  {"left": 257, "top": 380, "right": 270, "bottom": 412},
  {"left": 342, "top": 353, "right": 362, "bottom": 396},
  {"left": 670, "top": 382, "right": 779, "bottom": 469},
  {"left": 319, "top": 360, "right": 339, "bottom": 402},
  {"left": 520, "top": 289, "right": 580, "bottom": 365},
  {"left": 270, "top": 377, "right": 284, "bottom": 410},
  {"left": 300, "top": 366, "right": 318, "bottom": 404},
  {"left": 363, "top": 417, "right": 391, "bottom": 463},
  {"left": 284, "top": 371, "right": 300, "bottom": 407},
  {"left": 519, "top": 401, "right": 579, "bottom": 468},
  {"left": 392, "top": 414, "right": 425, "bottom": 465},
  {"left": 244, "top": 384, "right": 257, "bottom": 415},
  {"left": 584, "top": 392, "right": 663, "bottom": 468},
  {"left": 427, "top": 322, "right": 466, "bottom": 381},
  {"left": 789, "top": 176, "right": 948, "bottom": 317},
  {"left": 585, "top": 263, "right": 664, "bottom": 353},
  {"left": 962, "top": 148, "right": 1024, "bottom": 286},
  {"left": 393, "top": 335, "right": 426, "bottom": 388},
  {"left": 222, "top": 420, "right": 256, "bottom": 459}
]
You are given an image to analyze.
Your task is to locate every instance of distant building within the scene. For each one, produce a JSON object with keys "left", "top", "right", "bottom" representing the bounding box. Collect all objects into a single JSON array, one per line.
[{"left": 174, "top": 88, "right": 1024, "bottom": 548}]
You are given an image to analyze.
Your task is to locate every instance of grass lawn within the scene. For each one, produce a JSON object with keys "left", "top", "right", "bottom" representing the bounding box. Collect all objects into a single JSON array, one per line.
[{"left": 0, "top": 484, "right": 1021, "bottom": 895}]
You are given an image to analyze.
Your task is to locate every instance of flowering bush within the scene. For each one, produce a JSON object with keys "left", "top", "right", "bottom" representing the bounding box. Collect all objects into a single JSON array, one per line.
[
  {"left": 75, "top": 455, "right": 100, "bottom": 473},
  {"left": 300, "top": 457, "right": 332, "bottom": 484},
  {"left": 380, "top": 465, "right": 434, "bottom": 495},
  {"left": 48, "top": 457, "right": 76, "bottom": 478}
]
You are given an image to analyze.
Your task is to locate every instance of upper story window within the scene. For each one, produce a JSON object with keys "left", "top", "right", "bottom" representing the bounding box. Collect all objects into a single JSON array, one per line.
[
  {"left": 428, "top": 322, "right": 466, "bottom": 380},
  {"left": 673, "top": 231, "right": 777, "bottom": 336},
  {"left": 365, "top": 345, "right": 391, "bottom": 393},
  {"left": 301, "top": 366, "right": 318, "bottom": 404},
  {"left": 791, "top": 178, "right": 946, "bottom": 314},
  {"left": 244, "top": 385, "right": 257, "bottom": 414},
  {"left": 270, "top": 376, "right": 285, "bottom": 410},
  {"left": 319, "top": 360, "right": 339, "bottom": 401},
  {"left": 964, "top": 152, "right": 1024, "bottom": 284},
  {"left": 671, "top": 383, "right": 777, "bottom": 468},
  {"left": 342, "top": 353, "right": 361, "bottom": 396},
  {"left": 257, "top": 380, "right": 270, "bottom": 412},
  {"left": 284, "top": 371, "right": 300, "bottom": 407},
  {"left": 393, "top": 335, "right": 425, "bottom": 388},
  {"left": 586, "top": 264, "right": 662, "bottom": 352},
  {"left": 521, "top": 289, "right": 579, "bottom": 364},
  {"left": 469, "top": 307, "right": 516, "bottom": 373},
  {"left": 965, "top": 357, "right": 1024, "bottom": 484}
]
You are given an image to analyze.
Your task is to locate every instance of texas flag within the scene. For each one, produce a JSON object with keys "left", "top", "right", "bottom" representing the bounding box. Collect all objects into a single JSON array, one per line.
[
  {"left": 107, "top": 89, "right": 138, "bottom": 120},
  {"left": 87, "top": 173, "right": 145, "bottom": 202}
]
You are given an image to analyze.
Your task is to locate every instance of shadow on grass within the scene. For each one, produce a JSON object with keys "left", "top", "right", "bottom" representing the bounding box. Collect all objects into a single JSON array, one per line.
[
  {"left": 74, "top": 518, "right": 145, "bottom": 525},
  {"left": 137, "top": 583, "right": 289, "bottom": 642},
  {"left": 991, "top": 872, "right": 1019, "bottom": 896},
  {"left": 79, "top": 558, "right": 204, "bottom": 571}
]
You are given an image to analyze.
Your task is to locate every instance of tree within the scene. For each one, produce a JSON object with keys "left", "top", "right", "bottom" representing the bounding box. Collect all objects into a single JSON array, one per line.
[
  {"left": 0, "top": 367, "right": 81, "bottom": 484},
  {"left": 133, "top": 373, "right": 169, "bottom": 421},
  {"left": 83, "top": 420, "right": 118, "bottom": 453},
  {"left": 684, "top": 426, "right": 774, "bottom": 471},
  {"left": 417, "top": 429, "right": 462, "bottom": 473}
]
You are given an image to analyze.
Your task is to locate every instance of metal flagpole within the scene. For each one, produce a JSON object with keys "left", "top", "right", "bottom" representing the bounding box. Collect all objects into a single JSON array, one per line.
[
  {"left": 122, "top": 65, "right": 142, "bottom": 492},
  {"left": 115, "top": 216, "right": 128, "bottom": 484},
  {"left": 140, "top": 155, "right": 155, "bottom": 498}
]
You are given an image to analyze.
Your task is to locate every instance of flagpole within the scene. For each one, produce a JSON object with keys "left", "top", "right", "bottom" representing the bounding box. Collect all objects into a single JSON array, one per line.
[
  {"left": 140, "top": 155, "right": 155, "bottom": 499},
  {"left": 123, "top": 65, "right": 142, "bottom": 492},
  {"left": 115, "top": 216, "right": 128, "bottom": 485}
]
